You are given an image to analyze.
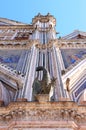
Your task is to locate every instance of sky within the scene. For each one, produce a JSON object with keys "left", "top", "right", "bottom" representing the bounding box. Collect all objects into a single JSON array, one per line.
[{"left": 0, "top": 0, "right": 86, "bottom": 37}]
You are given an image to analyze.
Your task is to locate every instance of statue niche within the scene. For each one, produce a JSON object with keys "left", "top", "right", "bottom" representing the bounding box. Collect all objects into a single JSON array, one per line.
[{"left": 32, "top": 66, "right": 56, "bottom": 101}]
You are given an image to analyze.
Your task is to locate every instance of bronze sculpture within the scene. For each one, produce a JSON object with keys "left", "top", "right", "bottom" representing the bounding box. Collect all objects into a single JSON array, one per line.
[{"left": 32, "top": 66, "right": 56, "bottom": 101}]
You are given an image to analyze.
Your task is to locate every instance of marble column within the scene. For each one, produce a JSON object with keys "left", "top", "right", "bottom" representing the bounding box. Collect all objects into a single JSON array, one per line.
[{"left": 23, "top": 45, "right": 38, "bottom": 101}]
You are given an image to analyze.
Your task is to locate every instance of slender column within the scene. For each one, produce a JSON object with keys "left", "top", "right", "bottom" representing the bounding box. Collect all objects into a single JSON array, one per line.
[
  {"left": 38, "top": 50, "right": 43, "bottom": 80},
  {"left": 52, "top": 45, "right": 65, "bottom": 100},
  {"left": 23, "top": 45, "right": 38, "bottom": 101},
  {"left": 35, "top": 49, "right": 39, "bottom": 78},
  {"left": 49, "top": 50, "right": 53, "bottom": 77},
  {"left": 18, "top": 45, "right": 38, "bottom": 101},
  {"left": 34, "top": 29, "right": 39, "bottom": 39},
  {"left": 56, "top": 48, "right": 65, "bottom": 70},
  {"left": 51, "top": 47, "right": 60, "bottom": 100}
]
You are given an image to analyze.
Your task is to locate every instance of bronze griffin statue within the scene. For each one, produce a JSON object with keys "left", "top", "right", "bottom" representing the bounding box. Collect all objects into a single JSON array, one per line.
[{"left": 32, "top": 66, "right": 56, "bottom": 101}]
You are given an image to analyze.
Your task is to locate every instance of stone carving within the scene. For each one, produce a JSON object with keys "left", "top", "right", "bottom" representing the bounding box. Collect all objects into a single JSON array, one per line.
[
  {"left": 66, "top": 78, "right": 70, "bottom": 92},
  {"left": 0, "top": 108, "right": 85, "bottom": 124},
  {"left": 32, "top": 66, "right": 56, "bottom": 101}
]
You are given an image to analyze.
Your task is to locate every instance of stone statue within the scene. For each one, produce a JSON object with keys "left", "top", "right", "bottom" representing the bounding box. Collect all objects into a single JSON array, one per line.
[
  {"left": 66, "top": 78, "right": 70, "bottom": 92},
  {"left": 32, "top": 66, "right": 56, "bottom": 101}
]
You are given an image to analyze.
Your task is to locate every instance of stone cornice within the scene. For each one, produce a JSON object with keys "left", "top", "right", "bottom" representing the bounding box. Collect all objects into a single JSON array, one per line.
[
  {"left": 59, "top": 39, "right": 86, "bottom": 42},
  {"left": 11, "top": 121, "right": 78, "bottom": 129},
  {"left": 0, "top": 25, "right": 34, "bottom": 29},
  {"left": 0, "top": 39, "right": 86, "bottom": 49},
  {"left": 0, "top": 40, "right": 39, "bottom": 49},
  {"left": 0, "top": 39, "right": 57, "bottom": 50},
  {"left": 0, "top": 101, "right": 85, "bottom": 127},
  {"left": 53, "top": 39, "right": 86, "bottom": 48},
  {"left": 35, "top": 39, "right": 58, "bottom": 49},
  {"left": 35, "top": 26, "right": 56, "bottom": 33}
]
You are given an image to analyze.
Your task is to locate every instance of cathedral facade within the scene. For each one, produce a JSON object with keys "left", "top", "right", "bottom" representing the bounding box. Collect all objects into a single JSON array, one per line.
[{"left": 0, "top": 13, "right": 85, "bottom": 130}]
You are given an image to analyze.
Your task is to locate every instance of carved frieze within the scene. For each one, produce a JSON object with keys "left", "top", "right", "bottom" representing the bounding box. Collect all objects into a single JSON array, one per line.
[{"left": 0, "top": 102, "right": 85, "bottom": 125}]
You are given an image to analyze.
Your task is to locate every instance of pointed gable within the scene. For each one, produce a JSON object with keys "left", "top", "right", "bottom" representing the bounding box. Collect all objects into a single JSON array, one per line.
[
  {"left": 0, "top": 18, "right": 26, "bottom": 26},
  {"left": 62, "top": 30, "right": 86, "bottom": 40},
  {"left": 0, "top": 21, "right": 12, "bottom": 25}
]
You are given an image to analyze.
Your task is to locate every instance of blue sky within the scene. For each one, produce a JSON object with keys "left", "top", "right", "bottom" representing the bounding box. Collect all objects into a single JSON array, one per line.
[{"left": 0, "top": 0, "right": 86, "bottom": 37}]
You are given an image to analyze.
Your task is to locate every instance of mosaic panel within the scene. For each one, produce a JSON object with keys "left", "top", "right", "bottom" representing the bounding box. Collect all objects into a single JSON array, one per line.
[
  {"left": 61, "top": 49, "right": 86, "bottom": 68},
  {"left": 0, "top": 50, "right": 26, "bottom": 69}
]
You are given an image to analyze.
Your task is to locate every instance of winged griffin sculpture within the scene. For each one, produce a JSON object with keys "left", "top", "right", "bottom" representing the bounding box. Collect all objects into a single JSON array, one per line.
[{"left": 32, "top": 66, "right": 56, "bottom": 101}]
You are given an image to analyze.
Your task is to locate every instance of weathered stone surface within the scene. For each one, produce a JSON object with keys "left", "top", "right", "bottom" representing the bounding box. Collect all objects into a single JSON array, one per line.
[
  {"left": 13, "top": 128, "right": 73, "bottom": 130},
  {"left": 35, "top": 94, "right": 49, "bottom": 102},
  {"left": 0, "top": 101, "right": 85, "bottom": 130}
]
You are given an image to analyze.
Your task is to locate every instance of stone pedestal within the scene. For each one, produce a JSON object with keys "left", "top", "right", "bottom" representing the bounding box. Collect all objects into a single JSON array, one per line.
[
  {"left": 36, "top": 94, "right": 49, "bottom": 102},
  {"left": 59, "top": 97, "right": 71, "bottom": 101},
  {"left": 16, "top": 98, "right": 27, "bottom": 102}
]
